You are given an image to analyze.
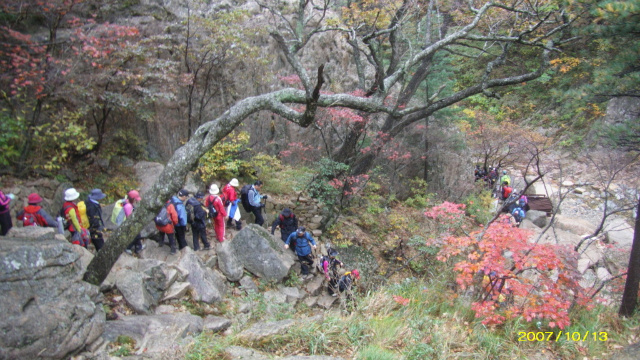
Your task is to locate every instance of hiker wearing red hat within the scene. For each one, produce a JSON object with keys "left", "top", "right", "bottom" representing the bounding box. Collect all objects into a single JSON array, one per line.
[{"left": 16, "top": 193, "right": 58, "bottom": 228}]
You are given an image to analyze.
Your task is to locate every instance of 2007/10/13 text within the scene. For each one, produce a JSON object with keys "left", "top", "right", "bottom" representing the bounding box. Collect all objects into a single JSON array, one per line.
[{"left": 517, "top": 331, "right": 608, "bottom": 342}]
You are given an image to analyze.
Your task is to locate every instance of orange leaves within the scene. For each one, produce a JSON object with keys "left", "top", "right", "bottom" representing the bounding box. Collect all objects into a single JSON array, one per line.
[
  {"left": 550, "top": 57, "right": 582, "bottom": 73},
  {"left": 393, "top": 295, "right": 411, "bottom": 306},
  {"left": 425, "top": 201, "right": 591, "bottom": 329}
]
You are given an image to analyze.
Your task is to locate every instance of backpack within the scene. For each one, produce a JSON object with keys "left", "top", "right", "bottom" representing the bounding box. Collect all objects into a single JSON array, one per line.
[
  {"left": 59, "top": 204, "right": 76, "bottom": 230},
  {"left": 77, "top": 201, "right": 90, "bottom": 229},
  {"left": 207, "top": 195, "right": 219, "bottom": 218},
  {"left": 186, "top": 203, "right": 194, "bottom": 224},
  {"left": 154, "top": 204, "right": 171, "bottom": 226},
  {"left": 22, "top": 211, "right": 39, "bottom": 227},
  {"left": 240, "top": 185, "right": 254, "bottom": 212},
  {"left": 512, "top": 207, "right": 525, "bottom": 223},
  {"left": 111, "top": 198, "right": 126, "bottom": 226},
  {"left": 316, "top": 255, "right": 330, "bottom": 274}
]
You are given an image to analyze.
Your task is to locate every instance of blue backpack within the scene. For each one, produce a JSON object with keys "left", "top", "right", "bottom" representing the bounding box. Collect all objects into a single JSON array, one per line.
[{"left": 512, "top": 207, "right": 525, "bottom": 223}]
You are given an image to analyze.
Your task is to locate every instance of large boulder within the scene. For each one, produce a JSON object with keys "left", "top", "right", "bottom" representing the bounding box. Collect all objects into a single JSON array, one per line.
[
  {"left": 0, "top": 228, "right": 105, "bottom": 360},
  {"left": 177, "top": 248, "right": 227, "bottom": 303},
  {"left": 222, "top": 225, "right": 296, "bottom": 282},
  {"left": 217, "top": 240, "right": 245, "bottom": 281},
  {"left": 554, "top": 215, "right": 597, "bottom": 236}
]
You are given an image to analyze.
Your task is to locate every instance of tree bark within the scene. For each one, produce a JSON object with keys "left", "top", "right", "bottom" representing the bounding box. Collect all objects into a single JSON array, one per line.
[{"left": 619, "top": 197, "right": 640, "bottom": 317}]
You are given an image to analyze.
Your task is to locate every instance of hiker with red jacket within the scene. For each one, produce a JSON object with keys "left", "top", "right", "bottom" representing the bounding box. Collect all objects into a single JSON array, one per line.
[
  {"left": 501, "top": 181, "right": 513, "bottom": 201},
  {"left": 271, "top": 208, "right": 298, "bottom": 248},
  {"left": 16, "top": 193, "right": 58, "bottom": 228},
  {"left": 222, "top": 178, "right": 242, "bottom": 230},
  {"left": 205, "top": 184, "right": 228, "bottom": 242},
  {"left": 62, "top": 188, "right": 89, "bottom": 247},
  {"left": 155, "top": 197, "right": 180, "bottom": 255}
]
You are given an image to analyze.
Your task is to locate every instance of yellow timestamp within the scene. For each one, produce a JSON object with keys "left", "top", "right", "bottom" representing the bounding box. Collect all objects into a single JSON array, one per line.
[{"left": 517, "top": 331, "right": 608, "bottom": 342}]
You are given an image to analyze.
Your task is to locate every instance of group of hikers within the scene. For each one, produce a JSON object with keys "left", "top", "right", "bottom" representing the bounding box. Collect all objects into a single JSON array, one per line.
[
  {"left": 1, "top": 180, "right": 361, "bottom": 297},
  {"left": 474, "top": 166, "right": 529, "bottom": 226}
]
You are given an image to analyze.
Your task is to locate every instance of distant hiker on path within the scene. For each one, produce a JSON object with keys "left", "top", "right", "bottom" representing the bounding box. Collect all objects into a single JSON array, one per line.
[
  {"left": 85, "top": 188, "right": 107, "bottom": 251},
  {"left": 61, "top": 188, "right": 89, "bottom": 247},
  {"left": 16, "top": 193, "right": 58, "bottom": 228},
  {"left": 500, "top": 170, "right": 511, "bottom": 186},
  {"left": 188, "top": 192, "right": 212, "bottom": 250},
  {"left": 222, "top": 178, "right": 242, "bottom": 230},
  {"left": 206, "top": 184, "right": 228, "bottom": 242},
  {"left": 285, "top": 226, "right": 317, "bottom": 279},
  {"left": 154, "top": 196, "right": 179, "bottom": 255},
  {"left": 173, "top": 189, "right": 190, "bottom": 250},
  {"left": 244, "top": 180, "right": 267, "bottom": 226},
  {"left": 501, "top": 181, "right": 513, "bottom": 201},
  {"left": 123, "top": 190, "right": 145, "bottom": 255},
  {"left": 271, "top": 207, "right": 298, "bottom": 246}
]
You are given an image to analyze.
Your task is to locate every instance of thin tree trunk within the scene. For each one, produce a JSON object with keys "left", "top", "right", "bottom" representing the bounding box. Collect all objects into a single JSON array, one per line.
[{"left": 619, "top": 197, "right": 640, "bottom": 316}]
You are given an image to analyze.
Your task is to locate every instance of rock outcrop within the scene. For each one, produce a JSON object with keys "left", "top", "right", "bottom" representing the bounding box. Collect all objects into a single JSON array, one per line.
[{"left": 0, "top": 228, "right": 105, "bottom": 360}]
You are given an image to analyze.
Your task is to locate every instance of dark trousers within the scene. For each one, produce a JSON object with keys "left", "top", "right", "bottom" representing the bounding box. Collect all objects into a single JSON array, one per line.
[
  {"left": 159, "top": 232, "right": 177, "bottom": 251},
  {"left": 0, "top": 212, "right": 12, "bottom": 236},
  {"left": 175, "top": 225, "right": 188, "bottom": 249},
  {"left": 191, "top": 225, "right": 210, "bottom": 250},
  {"left": 298, "top": 254, "right": 314, "bottom": 275},
  {"left": 226, "top": 217, "right": 242, "bottom": 230},
  {"left": 127, "top": 234, "right": 143, "bottom": 253},
  {"left": 90, "top": 228, "right": 104, "bottom": 251},
  {"left": 251, "top": 208, "right": 264, "bottom": 226}
]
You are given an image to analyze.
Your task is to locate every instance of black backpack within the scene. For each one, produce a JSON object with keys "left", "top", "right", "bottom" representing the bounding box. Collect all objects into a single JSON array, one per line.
[
  {"left": 207, "top": 195, "right": 219, "bottom": 218},
  {"left": 185, "top": 203, "right": 194, "bottom": 224},
  {"left": 154, "top": 204, "right": 171, "bottom": 226},
  {"left": 240, "top": 185, "right": 254, "bottom": 212}
]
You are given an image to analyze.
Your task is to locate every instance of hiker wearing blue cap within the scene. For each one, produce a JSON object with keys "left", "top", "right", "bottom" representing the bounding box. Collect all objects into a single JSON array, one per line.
[{"left": 86, "top": 188, "right": 107, "bottom": 251}]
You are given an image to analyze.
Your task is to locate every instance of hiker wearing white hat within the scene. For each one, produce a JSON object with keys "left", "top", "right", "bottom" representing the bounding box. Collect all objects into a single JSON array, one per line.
[
  {"left": 205, "top": 183, "right": 228, "bottom": 242},
  {"left": 61, "top": 188, "right": 89, "bottom": 248},
  {"left": 222, "top": 178, "right": 242, "bottom": 230}
]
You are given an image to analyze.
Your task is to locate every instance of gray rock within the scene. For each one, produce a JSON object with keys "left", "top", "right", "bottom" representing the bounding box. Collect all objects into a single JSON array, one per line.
[
  {"left": 317, "top": 295, "right": 338, "bottom": 309},
  {"left": 554, "top": 215, "right": 597, "bottom": 236},
  {"left": 178, "top": 248, "right": 227, "bottom": 303},
  {"left": 280, "top": 286, "right": 307, "bottom": 304},
  {"left": 217, "top": 240, "right": 245, "bottom": 281},
  {"left": 527, "top": 210, "right": 548, "bottom": 228},
  {"left": 6, "top": 226, "right": 60, "bottom": 241},
  {"left": 162, "top": 281, "right": 191, "bottom": 302},
  {"left": 240, "top": 275, "right": 259, "bottom": 293},
  {"left": 224, "top": 346, "right": 271, "bottom": 360},
  {"left": 303, "top": 296, "right": 318, "bottom": 308},
  {"left": 229, "top": 225, "right": 296, "bottom": 282},
  {"left": 203, "top": 315, "right": 232, "bottom": 333},
  {"left": 237, "top": 319, "right": 296, "bottom": 343},
  {"left": 116, "top": 271, "right": 157, "bottom": 314},
  {"left": 264, "top": 289, "right": 287, "bottom": 305},
  {"left": 604, "top": 218, "right": 634, "bottom": 248},
  {"left": 133, "top": 161, "right": 164, "bottom": 197},
  {"left": 0, "top": 238, "right": 105, "bottom": 360},
  {"left": 305, "top": 275, "right": 325, "bottom": 296},
  {"left": 608, "top": 341, "right": 640, "bottom": 360},
  {"left": 103, "top": 313, "right": 203, "bottom": 356}
]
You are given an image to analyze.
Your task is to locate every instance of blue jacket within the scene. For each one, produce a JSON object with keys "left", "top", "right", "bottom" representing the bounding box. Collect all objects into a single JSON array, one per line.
[
  {"left": 171, "top": 196, "right": 187, "bottom": 226},
  {"left": 286, "top": 231, "right": 316, "bottom": 256},
  {"left": 248, "top": 186, "right": 263, "bottom": 208}
]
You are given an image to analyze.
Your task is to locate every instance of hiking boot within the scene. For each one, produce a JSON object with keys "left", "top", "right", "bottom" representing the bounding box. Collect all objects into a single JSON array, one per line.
[
  {"left": 125, "top": 249, "right": 133, "bottom": 255},
  {"left": 158, "top": 240, "right": 164, "bottom": 248},
  {"left": 170, "top": 248, "right": 177, "bottom": 255},
  {"left": 203, "top": 245, "right": 211, "bottom": 250}
]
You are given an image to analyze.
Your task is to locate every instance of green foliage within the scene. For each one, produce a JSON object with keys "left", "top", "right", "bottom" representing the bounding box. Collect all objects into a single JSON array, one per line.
[
  {"left": 403, "top": 178, "right": 432, "bottom": 209},
  {"left": 356, "top": 345, "right": 398, "bottom": 360},
  {"left": 307, "top": 158, "right": 350, "bottom": 208},
  {"left": 197, "top": 131, "right": 251, "bottom": 183},
  {"left": 32, "top": 109, "right": 97, "bottom": 171},
  {"left": 463, "top": 189, "right": 494, "bottom": 225},
  {"left": 85, "top": 165, "right": 140, "bottom": 203},
  {"left": 0, "top": 111, "right": 22, "bottom": 167},
  {"left": 184, "top": 333, "right": 232, "bottom": 360},
  {"left": 110, "top": 335, "right": 135, "bottom": 356},
  {"left": 102, "top": 129, "right": 148, "bottom": 160}
]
